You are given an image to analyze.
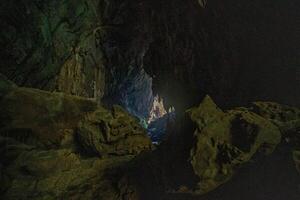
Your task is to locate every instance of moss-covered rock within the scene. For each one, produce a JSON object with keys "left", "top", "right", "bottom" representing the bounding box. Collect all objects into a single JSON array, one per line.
[
  {"left": 250, "top": 101, "right": 300, "bottom": 122},
  {"left": 188, "top": 96, "right": 281, "bottom": 194},
  {"left": 248, "top": 101, "right": 300, "bottom": 175},
  {"left": 0, "top": 75, "right": 151, "bottom": 199},
  {"left": 77, "top": 105, "right": 152, "bottom": 157}
]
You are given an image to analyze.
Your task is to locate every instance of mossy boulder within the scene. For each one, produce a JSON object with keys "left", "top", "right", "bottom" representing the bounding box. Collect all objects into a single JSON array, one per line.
[
  {"left": 188, "top": 96, "right": 281, "bottom": 194},
  {"left": 76, "top": 105, "right": 152, "bottom": 157},
  {"left": 0, "top": 76, "right": 151, "bottom": 199}
]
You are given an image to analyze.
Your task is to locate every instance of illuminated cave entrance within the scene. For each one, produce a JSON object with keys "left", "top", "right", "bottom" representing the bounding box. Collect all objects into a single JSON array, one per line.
[
  {"left": 118, "top": 69, "right": 175, "bottom": 143},
  {"left": 146, "top": 95, "right": 175, "bottom": 143}
]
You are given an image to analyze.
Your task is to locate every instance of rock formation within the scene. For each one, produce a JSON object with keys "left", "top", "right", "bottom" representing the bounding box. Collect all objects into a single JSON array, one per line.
[
  {"left": 0, "top": 74, "right": 152, "bottom": 200},
  {"left": 0, "top": 72, "right": 299, "bottom": 199},
  {"left": 0, "top": 0, "right": 299, "bottom": 199}
]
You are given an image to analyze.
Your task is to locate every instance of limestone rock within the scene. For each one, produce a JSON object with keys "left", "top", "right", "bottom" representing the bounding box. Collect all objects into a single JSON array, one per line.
[
  {"left": 249, "top": 101, "right": 300, "bottom": 174},
  {"left": 187, "top": 95, "right": 225, "bottom": 131},
  {"left": 77, "top": 105, "right": 152, "bottom": 157},
  {"left": 0, "top": 75, "right": 97, "bottom": 147},
  {"left": 0, "top": 76, "right": 151, "bottom": 199},
  {"left": 188, "top": 96, "right": 281, "bottom": 194},
  {"left": 0, "top": 135, "right": 131, "bottom": 200},
  {"left": 250, "top": 101, "right": 300, "bottom": 123},
  {"left": 0, "top": 0, "right": 105, "bottom": 100}
]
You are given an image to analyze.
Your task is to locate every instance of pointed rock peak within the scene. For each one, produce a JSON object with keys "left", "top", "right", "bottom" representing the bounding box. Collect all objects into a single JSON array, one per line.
[
  {"left": 199, "top": 95, "right": 217, "bottom": 108},
  {"left": 194, "top": 95, "right": 224, "bottom": 115},
  {"left": 187, "top": 95, "right": 224, "bottom": 130}
]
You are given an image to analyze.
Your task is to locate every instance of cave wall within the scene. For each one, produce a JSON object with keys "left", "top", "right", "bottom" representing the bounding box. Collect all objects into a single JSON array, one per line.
[
  {"left": 0, "top": 0, "right": 105, "bottom": 100},
  {"left": 1, "top": 0, "right": 299, "bottom": 111},
  {"left": 142, "top": 0, "right": 300, "bottom": 110}
]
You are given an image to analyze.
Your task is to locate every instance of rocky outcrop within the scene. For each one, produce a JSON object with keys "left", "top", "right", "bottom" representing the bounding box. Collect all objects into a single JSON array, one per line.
[
  {"left": 248, "top": 101, "right": 300, "bottom": 176},
  {"left": 188, "top": 96, "right": 282, "bottom": 194},
  {"left": 1, "top": 71, "right": 299, "bottom": 199},
  {"left": 1, "top": 0, "right": 299, "bottom": 111},
  {"left": 77, "top": 105, "right": 152, "bottom": 157},
  {"left": 114, "top": 96, "right": 300, "bottom": 199},
  {"left": 0, "top": 74, "right": 151, "bottom": 200}
]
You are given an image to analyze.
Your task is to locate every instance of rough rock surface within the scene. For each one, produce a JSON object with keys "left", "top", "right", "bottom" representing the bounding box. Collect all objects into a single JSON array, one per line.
[
  {"left": 0, "top": 74, "right": 98, "bottom": 148},
  {"left": 77, "top": 105, "right": 152, "bottom": 157},
  {"left": 1, "top": 1, "right": 299, "bottom": 112},
  {"left": 188, "top": 96, "right": 282, "bottom": 194},
  {"left": 115, "top": 96, "right": 300, "bottom": 199},
  {"left": 1, "top": 73, "right": 299, "bottom": 199},
  {"left": 248, "top": 101, "right": 300, "bottom": 176},
  {"left": 0, "top": 138, "right": 133, "bottom": 200},
  {"left": 0, "top": 74, "right": 151, "bottom": 200},
  {"left": 0, "top": 0, "right": 105, "bottom": 100}
]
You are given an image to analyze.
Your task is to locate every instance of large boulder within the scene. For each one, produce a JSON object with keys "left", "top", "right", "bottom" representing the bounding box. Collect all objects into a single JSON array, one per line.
[
  {"left": 188, "top": 96, "right": 282, "bottom": 194},
  {"left": 76, "top": 105, "right": 152, "bottom": 157},
  {"left": 0, "top": 75, "right": 151, "bottom": 199}
]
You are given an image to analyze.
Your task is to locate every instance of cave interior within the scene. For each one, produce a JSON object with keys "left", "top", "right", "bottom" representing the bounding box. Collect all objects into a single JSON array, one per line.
[{"left": 0, "top": 0, "right": 300, "bottom": 200}]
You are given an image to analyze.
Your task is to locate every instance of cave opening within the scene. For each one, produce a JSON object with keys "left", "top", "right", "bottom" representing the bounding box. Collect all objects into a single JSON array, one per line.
[
  {"left": 146, "top": 95, "right": 176, "bottom": 143},
  {"left": 115, "top": 68, "right": 175, "bottom": 143}
]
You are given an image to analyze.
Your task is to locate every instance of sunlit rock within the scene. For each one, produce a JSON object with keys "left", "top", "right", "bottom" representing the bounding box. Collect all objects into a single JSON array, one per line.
[{"left": 148, "top": 95, "right": 167, "bottom": 124}]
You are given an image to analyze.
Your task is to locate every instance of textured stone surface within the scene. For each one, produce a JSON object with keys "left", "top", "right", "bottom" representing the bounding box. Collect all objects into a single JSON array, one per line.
[
  {"left": 0, "top": 136, "right": 133, "bottom": 200},
  {"left": 0, "top": 0, "right": 105, "bottom": 100},
  {"left": 115, "top": 96, "right": 300, "bottom": 199},
  {"left": 0, "top": 75, "right": 151, "bottom": 199},
  {"left": 1, "top": 1, "right": 299, "bottom": 111},
  {"left": 77, "top": 105, "right": 152, "bottom": 157},
  {"left": 0, "top": 75, "right": 97, "bottom": 147},
  {"left": 248, "top": 101, "right": 300, "bottom": 176},
  {"left": 188, "top": 96, "right": 281, "bottom": 194}
]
